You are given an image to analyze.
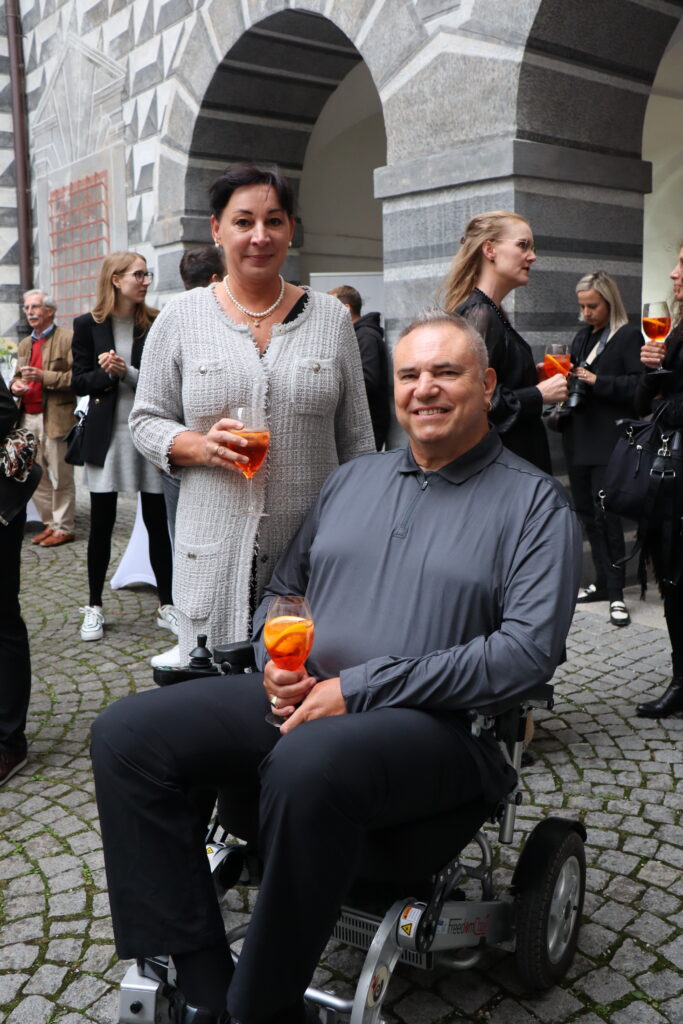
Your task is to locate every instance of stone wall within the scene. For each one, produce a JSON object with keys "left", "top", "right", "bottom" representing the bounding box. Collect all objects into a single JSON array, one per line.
[
  {"left": 0, "top": 16, "right": 21, "bottom": 339},
  {"left": 2, "top": 0, "right": 682, "bottom": 346}
]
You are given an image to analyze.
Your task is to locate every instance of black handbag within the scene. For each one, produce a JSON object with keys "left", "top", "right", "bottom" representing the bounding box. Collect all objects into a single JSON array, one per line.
[
  {"left": 64, "top": 409, "right": 87, "bottom": 466},
  {"left": 599, "top": 403, "right": 683, "bottom": 577}
]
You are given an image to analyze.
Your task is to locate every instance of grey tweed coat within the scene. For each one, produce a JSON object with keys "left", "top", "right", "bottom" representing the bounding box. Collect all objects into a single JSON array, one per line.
[{"left": 130, "top": 285, "right": 375, "bottom": 659}]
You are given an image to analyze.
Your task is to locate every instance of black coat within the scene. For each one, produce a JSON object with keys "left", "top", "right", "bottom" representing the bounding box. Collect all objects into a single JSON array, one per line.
[
  {"left": 354, "top": 312, "right": 390, "bottom": 450},
  {"left": 71, "top": 313, "right": 148, "bottom": 467},
  {"left": 456, "top": 289, "right": 550, "bottom": 473},
  {"left": 564, "top": 322, "right": 644, "bottom": 467}
]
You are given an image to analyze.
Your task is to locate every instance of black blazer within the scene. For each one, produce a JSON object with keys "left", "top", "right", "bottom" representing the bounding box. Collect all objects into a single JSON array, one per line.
[
  {"left": 71, "top": 313, "right": 148, "bottom": 467},
  {"left": 456, "top": 290, "right": 550, "bottom": 473},
  {"left": 564, "top": 321, "right": 644, "bottom": 467}
]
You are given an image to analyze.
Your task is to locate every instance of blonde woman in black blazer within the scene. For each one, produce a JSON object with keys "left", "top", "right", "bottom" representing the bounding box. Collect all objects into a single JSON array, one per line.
[
  {"left": 72, "top": 252, "right": 175, "bottom": 644},
  {"left": 563, "top": 271, "right": 644, "bottom": 626}
]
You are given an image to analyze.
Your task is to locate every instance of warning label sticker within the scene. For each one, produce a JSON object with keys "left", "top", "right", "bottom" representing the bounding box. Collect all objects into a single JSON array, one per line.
[{"left": 399, "top": 905, "right": 422, "bottom": 939}]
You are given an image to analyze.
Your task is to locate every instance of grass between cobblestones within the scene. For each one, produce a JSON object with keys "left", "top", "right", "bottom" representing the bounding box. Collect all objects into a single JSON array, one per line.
[{"left": 1, "top": 491, "right": 682, "bottom": 1022}]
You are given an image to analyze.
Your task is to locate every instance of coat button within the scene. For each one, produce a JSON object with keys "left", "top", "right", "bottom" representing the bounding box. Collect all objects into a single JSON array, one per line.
[
  {"left": 187, "top": 552, "right": 197, "bottom": 560},
  {"left": 94, "top": 397, "right": 101, "bottom": 404},
  {"left": 198, "top": 365, "right": 207, "bottom": 375},
  {"left": 311, "top": 362, "right": 320, "bottom": 373},
  {"left": 260, "top": 554, "right": 269, "bottom": 563}
]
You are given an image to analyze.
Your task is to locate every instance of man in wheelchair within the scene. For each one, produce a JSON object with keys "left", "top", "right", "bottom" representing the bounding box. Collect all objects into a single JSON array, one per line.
[{"left": 92, "top": 310, "right": 581, "bottom": 1024}]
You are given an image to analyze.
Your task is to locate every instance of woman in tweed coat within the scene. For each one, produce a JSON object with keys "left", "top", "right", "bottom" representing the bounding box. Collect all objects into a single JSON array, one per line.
[{"left": 130, "top": 164, "right": 375, "bottom": 665}]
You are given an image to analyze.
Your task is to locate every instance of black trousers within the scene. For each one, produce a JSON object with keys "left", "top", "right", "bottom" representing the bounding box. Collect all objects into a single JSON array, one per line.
[
  {"left": 91, "top": 675, "right": 508, "bottom": 1023},
  {"left": 0, "top": 510, "right": 31, "bottom": 754},
  {"left": 87, "top": 491, "right": 173, "bottom": 607},
  {"left": 567, "top": 462, "right": 626, "bottom": 599}
]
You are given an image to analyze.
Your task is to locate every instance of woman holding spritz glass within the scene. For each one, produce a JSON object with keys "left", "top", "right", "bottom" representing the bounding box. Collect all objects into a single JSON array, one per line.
[
  {"left": 130, "top": 163, "right": 374, "bottom": 667},
  {"left": 441, "top": 210, "right": 567, "bottom": 473},
  {"left": 562, "top": 271, "right": 643, "bottom": 627},
  {"left": 634, "top": 243, "right": 683, "bottom": 717}
]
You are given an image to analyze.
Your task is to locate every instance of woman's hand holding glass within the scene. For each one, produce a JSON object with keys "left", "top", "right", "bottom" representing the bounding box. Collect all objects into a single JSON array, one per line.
[
  {"left": 203, "top": 416, "right": 251, "bottom": 472},
  {"left": 537, "top": 372, "right": 568, "bottom": 403}
]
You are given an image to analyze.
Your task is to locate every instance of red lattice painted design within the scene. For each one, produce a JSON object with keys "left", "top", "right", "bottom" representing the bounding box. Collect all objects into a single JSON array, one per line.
[{"left": 49, "top": 172, "right": 110, "bottom": 320}]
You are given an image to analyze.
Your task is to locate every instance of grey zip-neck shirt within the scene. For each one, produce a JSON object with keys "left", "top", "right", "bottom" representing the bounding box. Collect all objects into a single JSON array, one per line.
[{"left": 253, "top": 431, "right": 581, "bottom": 715}]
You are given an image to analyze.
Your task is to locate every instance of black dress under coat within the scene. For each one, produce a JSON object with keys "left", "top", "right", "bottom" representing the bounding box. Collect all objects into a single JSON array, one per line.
[
  {"left": 71, "top": 313, "right": 149, "bottom": 467},
  {"left": 564, "top": 322, "right": 644, "bottom": 467},
  {"left": 455, "top": 289, "right": 550, "bottom": 473}
]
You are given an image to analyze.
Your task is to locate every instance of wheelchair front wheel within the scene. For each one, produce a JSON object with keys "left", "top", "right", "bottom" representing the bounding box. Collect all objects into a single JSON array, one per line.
[{"left": 514, "top": 829, "right": 585, "bottom": 989}]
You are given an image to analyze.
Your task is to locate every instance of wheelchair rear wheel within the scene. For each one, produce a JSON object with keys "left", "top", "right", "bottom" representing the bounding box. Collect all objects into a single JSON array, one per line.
[{"left": 514, "top": 829, "right": 585, "bottom": 989}]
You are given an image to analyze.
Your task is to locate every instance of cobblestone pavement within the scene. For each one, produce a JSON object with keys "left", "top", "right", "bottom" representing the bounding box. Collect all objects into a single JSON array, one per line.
[{"left": 1, "top": 491, "right": 682, "bottom": 1023}]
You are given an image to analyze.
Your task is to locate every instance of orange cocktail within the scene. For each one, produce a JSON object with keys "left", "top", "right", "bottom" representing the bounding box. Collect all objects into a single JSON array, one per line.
[
  {"left": 543, "top": 352, "right": 571, "bottom": 377},
  {"left": 264, "top": 615, "right": 314, "bottom": 671},
  {"left": 233, "top": 430, "right": 270, "bottom": 478},
  {"left": 642, "top": 317, "right": 671, "bottom": 343}
]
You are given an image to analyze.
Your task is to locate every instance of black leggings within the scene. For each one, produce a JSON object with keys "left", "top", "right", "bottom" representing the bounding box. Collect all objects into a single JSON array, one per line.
[{"left": 88, "top": 491, "right": 173, "bottom": 607}]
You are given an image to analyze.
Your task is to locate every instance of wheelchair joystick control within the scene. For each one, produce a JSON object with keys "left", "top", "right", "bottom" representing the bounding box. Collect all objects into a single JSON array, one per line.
[
  {"left": 153, "top": 635, "right": 220, "bottom": 687},
  {"left": 188, "top": 635, "right": 213, "bottom": 671}
]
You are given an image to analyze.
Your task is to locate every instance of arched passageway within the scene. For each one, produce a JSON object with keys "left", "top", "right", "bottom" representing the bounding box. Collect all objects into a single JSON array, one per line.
[{"left": 182, "top": 10, "right": 385, "bottom": 288}]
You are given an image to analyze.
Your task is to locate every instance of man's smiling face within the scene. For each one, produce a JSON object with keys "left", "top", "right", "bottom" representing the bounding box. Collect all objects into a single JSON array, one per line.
[{"left": 393, "top": 322, "right": 496, "bottom": 470}]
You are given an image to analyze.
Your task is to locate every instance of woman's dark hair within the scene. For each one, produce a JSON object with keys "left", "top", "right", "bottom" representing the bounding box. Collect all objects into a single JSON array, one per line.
[{"left": 208, "top": 163, "right": 295, "bottom": 220}]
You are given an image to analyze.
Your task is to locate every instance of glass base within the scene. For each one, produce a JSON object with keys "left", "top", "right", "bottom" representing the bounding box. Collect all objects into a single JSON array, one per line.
[
  {"left": 264, "top": 711, "right": 284, "bottom": 728},
  {"left": 231, "top": 510, "right": 270, "bottom": 517}
]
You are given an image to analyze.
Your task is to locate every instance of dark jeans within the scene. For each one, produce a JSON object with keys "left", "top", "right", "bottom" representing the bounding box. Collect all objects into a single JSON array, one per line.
[
  {"left": 91, "top": 675, "right": 508, "bottom": 1023},
  {"left": 0, "top": 509, "right": 31, "bottom": 754},
  {"left": 87, "top": 491, "right": 173, "bottom": 606},
  {"left": 160, "top": 472, "right": 180, "bottom": 553},
  {"left": 567, "top": 462, "right": 626, "bottom": 599}
]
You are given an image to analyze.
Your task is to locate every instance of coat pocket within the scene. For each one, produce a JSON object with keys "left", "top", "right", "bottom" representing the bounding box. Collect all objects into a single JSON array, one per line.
[
  {"left": 173, "top": 536, "right": 224, "bottom": 620},
  {"left": 291, "top": 357, "right": 338, "bottom": 416}
]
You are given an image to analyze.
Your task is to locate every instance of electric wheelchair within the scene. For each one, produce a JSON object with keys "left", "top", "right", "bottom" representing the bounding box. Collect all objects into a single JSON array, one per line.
[{"left": 118, "top": 638, "right": 587, "bottom": 1024}]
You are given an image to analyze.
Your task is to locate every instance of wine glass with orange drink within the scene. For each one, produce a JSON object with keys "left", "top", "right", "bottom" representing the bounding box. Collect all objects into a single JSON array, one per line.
[
  {"left": 641, "top": 301, "right": 672, "bottom": 382},
  {"left": 543, "top": 344, "right": 571, "bottom": 379},
  {"left": 226, "top": 404, "right": 270, "bottom": 516},
  {"left": 263, "top": 595, "right": 315, "bottom": 726}
]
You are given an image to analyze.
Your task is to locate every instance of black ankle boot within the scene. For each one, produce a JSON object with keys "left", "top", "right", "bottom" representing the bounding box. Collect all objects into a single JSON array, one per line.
[
  {"left": 169, "top": 990, "right": 219, "bottom": 1024},
  {"left": 636, "top": 677, "right": 683, "bottom": 718}
]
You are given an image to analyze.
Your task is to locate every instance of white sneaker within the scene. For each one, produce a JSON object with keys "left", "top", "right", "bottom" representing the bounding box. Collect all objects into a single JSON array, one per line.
[
  {"left": 80, "top": 605, "right": 104, "bottom": 641},
  {"left": 157, "top": 604, "right": 180, "bottom": 635},
  {"left": 150, "top": 644, "right": 180, "bottom": 668}
]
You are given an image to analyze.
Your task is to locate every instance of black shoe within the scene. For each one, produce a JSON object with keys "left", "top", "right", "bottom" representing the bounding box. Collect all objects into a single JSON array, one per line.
[
  {"left": 576, "top": 584, "right": 608, "bottom": 604},
  {"left": 521, "top": 749, "right": 535, "bottom": 768},
  {"left": 636, "top": 677, "right": 683, "bottom": 718},
  {"left": 169, "top": 990, "right": 219, "bottom": 1024},
  {"left": 0, "top": 749, "right": 27, "bottom": 786},
  {"left": 609, "top": 600, "right": 630, "bottom": 627}
]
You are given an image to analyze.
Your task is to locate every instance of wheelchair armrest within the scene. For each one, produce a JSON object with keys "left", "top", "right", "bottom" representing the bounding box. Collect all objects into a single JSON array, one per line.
[
  {"left": 467, "top": 683, "right": 554, "bottom": 722},
  {"left": 212, "top": 640, "right": 257, "bottom": 675}
]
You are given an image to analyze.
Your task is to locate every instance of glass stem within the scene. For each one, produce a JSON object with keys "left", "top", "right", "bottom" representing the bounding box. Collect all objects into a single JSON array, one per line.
[{"left": 247, "top": 474, "right": 254, "bottom": 513}]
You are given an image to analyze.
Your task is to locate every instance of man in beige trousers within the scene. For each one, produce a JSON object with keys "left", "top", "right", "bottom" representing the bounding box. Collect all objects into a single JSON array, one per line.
[{"left": 10, "top": 291, "right": 77, "bottom": 546}]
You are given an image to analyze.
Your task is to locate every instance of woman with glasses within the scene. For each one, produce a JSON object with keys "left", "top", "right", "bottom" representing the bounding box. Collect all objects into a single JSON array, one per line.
[
  {"left": 72, "top": 252, "right": 175, "bottom": 643},
  {"left": 441, "top": 210, "right": 567, "bottom": 473}
]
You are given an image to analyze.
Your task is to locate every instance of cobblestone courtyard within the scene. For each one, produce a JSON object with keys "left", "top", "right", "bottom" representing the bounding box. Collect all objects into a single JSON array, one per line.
[{"left": 1, "top": 492, "right": 682, "bottom": 1023}]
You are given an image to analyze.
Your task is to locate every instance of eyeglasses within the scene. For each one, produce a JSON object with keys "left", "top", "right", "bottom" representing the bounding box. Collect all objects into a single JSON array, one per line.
[{"left": 122, "top": 270, "right": 154, "bottom": 283}]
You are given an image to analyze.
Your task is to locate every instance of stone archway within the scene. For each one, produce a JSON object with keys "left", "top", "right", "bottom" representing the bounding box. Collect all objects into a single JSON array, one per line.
[
  {"left": 152, "top": 1, "right": 422, "bottom": 298},
  {"left": 513, "top": 0, "right": 683, "bottom": 345}
]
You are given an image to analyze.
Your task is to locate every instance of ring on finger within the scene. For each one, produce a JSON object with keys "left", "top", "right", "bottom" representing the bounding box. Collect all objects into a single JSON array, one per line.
[{"left": 270, "top": 694, "right": 279, "bottom": 709}]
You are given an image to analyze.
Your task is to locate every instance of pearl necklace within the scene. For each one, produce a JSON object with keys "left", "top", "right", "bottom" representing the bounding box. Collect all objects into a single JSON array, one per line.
[{"left": 223, "top": 275, "right": 286, "bottom": 328}]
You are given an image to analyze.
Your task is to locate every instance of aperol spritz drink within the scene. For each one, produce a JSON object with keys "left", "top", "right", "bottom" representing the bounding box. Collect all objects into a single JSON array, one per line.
[
  {"left": 543, "top": 344, "right": 571, "bottom": 377},
  {"left": 263, "top": 595, "right": 314, "bottom": 725},
  {"left": 226, "top": 404, "right": 270, "bottom": 516},
  {"left": 642, "top": 301, "right": 671, "bottom": 345}
]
